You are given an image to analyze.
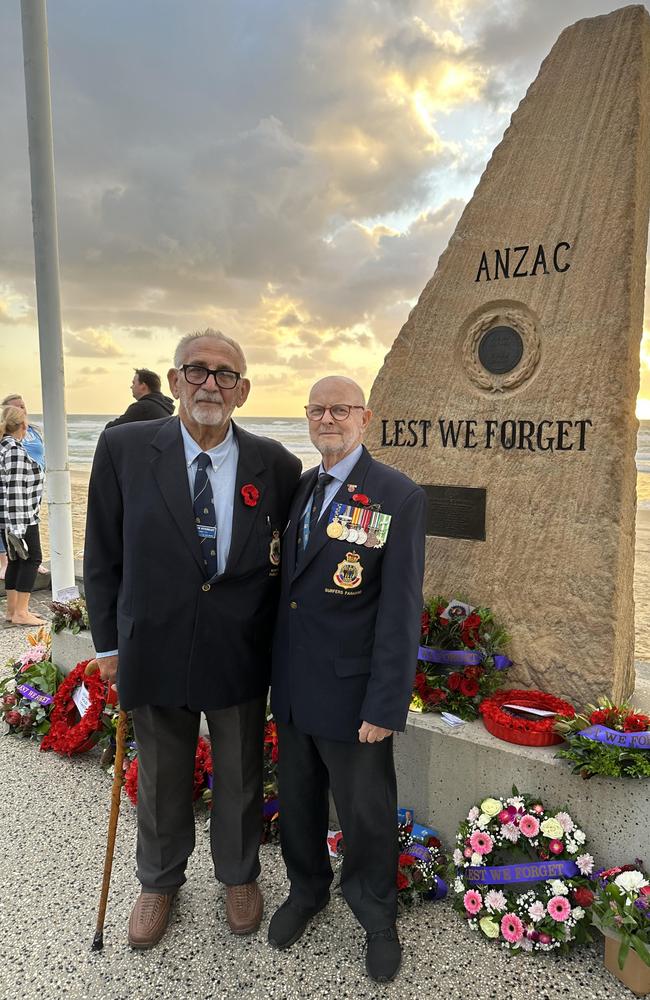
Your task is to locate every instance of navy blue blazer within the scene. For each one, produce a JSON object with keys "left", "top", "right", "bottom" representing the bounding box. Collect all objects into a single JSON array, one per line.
[
  {"left": 83, "top": 417, "right": 301, "bottom": 711},
  {"left": 271, "top": 446, "right": 426, "bottom": 742}
]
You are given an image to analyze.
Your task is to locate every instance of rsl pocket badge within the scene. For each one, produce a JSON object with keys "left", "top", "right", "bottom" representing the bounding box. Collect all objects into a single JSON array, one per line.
[
  {"left": 333, "top": 551, "right": 363, "bottom": 590},
  {"left": 269, "top": 529, "right": 281, "bottom": 566}
]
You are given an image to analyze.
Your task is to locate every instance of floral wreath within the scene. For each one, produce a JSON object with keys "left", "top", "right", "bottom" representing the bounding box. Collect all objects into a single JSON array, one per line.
[
  {"left": 554, "top": 697, "right": 650, "bottom": 779},
  {"left": 412, "top": 596, "right": 511, "bottom": 720},
  {"left": 480, "top": 689, "right": 574, "bottom": 747},
  {"left": 125, "top": 736, "right": 212, "bottom": 806},
  {"left": 397, "top": 821, "right": 448, "bottom": 907},
  {"left": 40, "top": 660, "right": 108, "bottom": 756},
  {"left": 452, "top": 790, "right": 594, "bottom": 953}
]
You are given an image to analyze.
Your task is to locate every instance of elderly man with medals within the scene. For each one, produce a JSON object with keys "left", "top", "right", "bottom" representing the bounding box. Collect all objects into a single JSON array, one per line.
[{"left": 268, "top": 375, "right": 426, "bottom": 983}]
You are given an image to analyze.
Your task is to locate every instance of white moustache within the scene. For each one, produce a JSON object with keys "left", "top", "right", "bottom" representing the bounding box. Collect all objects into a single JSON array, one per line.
[{"left": 194, "top": 392, "right": 222, "bottom": 403}]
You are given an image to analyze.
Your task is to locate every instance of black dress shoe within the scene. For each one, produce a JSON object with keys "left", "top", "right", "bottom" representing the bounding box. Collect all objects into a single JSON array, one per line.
[
  {"left": 365, "top": 925, "right": 401, "bottom": 983},
  {"left": 267, "top": 896, "right": 329, "bottom": 949}
]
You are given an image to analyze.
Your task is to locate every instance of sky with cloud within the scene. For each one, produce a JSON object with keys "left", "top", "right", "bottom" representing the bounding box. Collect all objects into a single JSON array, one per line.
[{"left": 1, "top": 0, "right": 649, "bottom": 417}]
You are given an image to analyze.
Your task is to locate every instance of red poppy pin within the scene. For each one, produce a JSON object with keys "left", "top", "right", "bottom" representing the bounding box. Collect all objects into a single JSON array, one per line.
[
  {"left": 241, "top": 483, "right": 260, "bottom": 507},
  {"left": 352, "top": 493, "right": 369, "bottom": 505}
]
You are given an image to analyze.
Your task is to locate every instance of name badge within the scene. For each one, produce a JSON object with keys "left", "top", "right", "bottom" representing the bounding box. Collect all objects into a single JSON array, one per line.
[{"left": 196, "top": 524, "right": 217, "bottom": 540}]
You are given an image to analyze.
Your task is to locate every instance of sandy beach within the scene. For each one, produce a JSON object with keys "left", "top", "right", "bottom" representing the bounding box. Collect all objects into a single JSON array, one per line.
[{"left": 33, "top": 468, "right": 650, "bottom": 662}]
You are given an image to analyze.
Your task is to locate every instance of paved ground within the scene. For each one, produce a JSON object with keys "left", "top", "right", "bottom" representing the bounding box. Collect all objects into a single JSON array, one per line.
[{"left": 0, "top": 601, "right": 633, "bottom": 1000}]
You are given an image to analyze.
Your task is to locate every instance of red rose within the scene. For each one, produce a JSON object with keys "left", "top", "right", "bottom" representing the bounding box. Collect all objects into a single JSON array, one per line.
[
  {"left": 447, "top": 672, "right": 462, "bottom": 691},
  {"left": 396, "top": 871, "right": 410, "bottom": 890},
  {"left": 460, "top": 677, "right": 479, "bottom": 698},
  {"left": 426, "top": 687, "right": 447, "bottom": 704},
  {"left": 623, "top": 713, "right": 650, "bottom": 733},
  {"left": 426, "top": 836, "right": 441, "bottom": 849},
  {"left": 589, "top": 709, "right": 608, "bottom": 725},
  {"left": 464, "top": 613, "right": 482, "bottom": 629},
  {"left": 241, "top": 483, "right": 260, "bottom": 506},
  {"left": 572, "top": 887, "right": 594, "bottom": 908},
  {"left": 399, "top": 854, "right": 415, "bottom": 867},
  {"left": 464, "top": 666, "right": 484, "bottom": 680},
  {"left": 5, "top": 710, "right": 22, "bottom": 727},
  {"left": 352, "top": 493, "right": 369, "bottom": 505}
]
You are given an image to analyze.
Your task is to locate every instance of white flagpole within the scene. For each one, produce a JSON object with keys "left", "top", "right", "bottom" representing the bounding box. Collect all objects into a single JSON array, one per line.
[{"left": 20, "top": 0, "right": 75, "bottom": 594}]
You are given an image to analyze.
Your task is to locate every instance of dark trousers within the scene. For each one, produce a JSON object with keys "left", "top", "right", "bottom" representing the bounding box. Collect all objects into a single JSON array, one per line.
[
  {"left": 277, "top": 721, "right": 398, "bottom": 933},
  {"left": 132, "top": 696, "right": 266, "bottom": 893},
  {"left": 2, "top": 525, "right": 42, "bottom": 593}
]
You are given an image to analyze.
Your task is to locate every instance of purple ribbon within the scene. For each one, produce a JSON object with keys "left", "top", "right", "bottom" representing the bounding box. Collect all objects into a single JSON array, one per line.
[
  {"left": 425, "top": 876, "right": 448, "bottom": 901},
  {"left": 465, "top": 860, "right": 579, "bottom": 885},
  {"left": 16, "top": 683, "right": 53, "bottom": 706},
  {"left": 418, "top": 647, "right": 511, "bottom": 671},
  {"left": 579, "top": 725, "right": 650, "bottom": 750},
  {"left": 263, "top": 797, "right": 279, "bottom": 819},
  {"left": 406, "top": 843, "right": 431, "bottom": 862}
]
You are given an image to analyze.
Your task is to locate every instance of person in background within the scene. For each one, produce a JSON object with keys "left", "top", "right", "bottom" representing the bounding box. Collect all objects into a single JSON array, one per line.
[
  {"left": 0, "top": 406, "right": 46, "bottom": 626},
  {"left": 105, "top": 369, "right": 175, "bottom": 428},
  {"left": 1, "top": 394, "right": 47, "bottom": 575},
  {"left": 268, "top": 376, "right": 426, "bottom": 984}
]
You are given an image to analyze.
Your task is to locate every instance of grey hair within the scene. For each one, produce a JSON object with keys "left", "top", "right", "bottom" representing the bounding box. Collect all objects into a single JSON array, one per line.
[
  {"left": 173, "top": 328, "right": 247, "bottom": 374},
  {"left": 1, "top": 393, "right": 22, "bottom": 406}
]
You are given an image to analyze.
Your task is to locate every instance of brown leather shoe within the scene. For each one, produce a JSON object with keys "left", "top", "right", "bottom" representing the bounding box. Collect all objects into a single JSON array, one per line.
[
  {"left": 225, "top": 881, "right": 264, "bottom": 935},
  {"left": 128, "top": 891, "right": 176, "bottom": 949}
]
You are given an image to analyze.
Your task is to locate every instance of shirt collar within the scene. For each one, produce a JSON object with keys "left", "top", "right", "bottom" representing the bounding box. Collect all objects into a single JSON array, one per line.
[
  {"left": 318, "top": 443, "right": 363, "bottom": 485},
  {"left": 180, "top": 419, "right": 235, "bottom": 469}
]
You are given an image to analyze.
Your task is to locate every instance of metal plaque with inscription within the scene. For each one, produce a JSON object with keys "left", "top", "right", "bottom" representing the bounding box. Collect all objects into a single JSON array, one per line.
[
  {"left": 423, "top": 485, "right": 486, "bottom": 541},
  {"left": 478, "top": 325, "right": 523, "bottom": 374}
]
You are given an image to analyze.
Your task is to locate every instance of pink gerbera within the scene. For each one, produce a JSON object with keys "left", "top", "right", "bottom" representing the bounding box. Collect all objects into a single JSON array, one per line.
[
  {"left": 547, "top": 895, "right": 571, "bottom": 922},
  {"left": 519, "top": 815, "right": 540, "bottom": 838},
  {"left": 500, "top": 912, "right": 524, "bottom": 943},
  {"left": 469, "top": 830, "right": 494, "bottom": 855},
  {"left": 463, "top": 889, "right": 483, "bottom": 915}
]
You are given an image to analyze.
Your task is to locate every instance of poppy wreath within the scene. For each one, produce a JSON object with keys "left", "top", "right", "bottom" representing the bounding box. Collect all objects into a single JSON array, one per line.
[
  {"left": 479, "top": 689, "right": 574, "bottom": 747},
  {"left": 124, "top": 736, "right": 212, "bottom": 806},
  {"left": 554, "top": 697, "right": 650, "bottom": 779},
  {"left": 412, "top": 596, "right": 512, "bottom": 720},
  {"left": 40, "top": 660, "right": 107, "bottom": 756},
  {"left": 452, "top": 791, "right": 595, "bottom": 953}
]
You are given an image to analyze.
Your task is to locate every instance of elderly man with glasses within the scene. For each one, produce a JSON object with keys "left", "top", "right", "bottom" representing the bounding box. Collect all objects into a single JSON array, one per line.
[
  {"left": 83, "top": 328, "right": 301, "bottom": 950},
  {"left": 268, "top": 375, "right": 426, "bottom": 983}
]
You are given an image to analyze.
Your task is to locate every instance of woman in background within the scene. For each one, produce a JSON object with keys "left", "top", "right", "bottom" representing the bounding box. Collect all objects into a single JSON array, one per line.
[{"left": 0, "top": 405, "right": 46, "bottom": 625}]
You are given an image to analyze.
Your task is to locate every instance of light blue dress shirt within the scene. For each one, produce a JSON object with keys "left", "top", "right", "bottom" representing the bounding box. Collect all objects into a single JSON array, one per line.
[
  {"left": 301, "top": 444, "right": 363, "bottom": 526},
  {"left": 97, "top": 420, "right": 240, "bottom": 658}
]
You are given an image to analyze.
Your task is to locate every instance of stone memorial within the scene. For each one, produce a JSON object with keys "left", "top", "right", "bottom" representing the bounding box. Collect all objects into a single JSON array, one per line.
[{"left": 367, "top": 5, "right": 650, "bottom": 704}]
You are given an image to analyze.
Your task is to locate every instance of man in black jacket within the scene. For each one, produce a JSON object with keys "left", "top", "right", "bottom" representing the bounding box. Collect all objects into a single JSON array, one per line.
[
  {"left": 268, "top": 376, "right": 426, "bottom": 983},
  {"left": 84, "top": 330, "right": 301, "bottom": 949},
  {"left": 105, "top": 368, "right": 175, "bottom": 427}
]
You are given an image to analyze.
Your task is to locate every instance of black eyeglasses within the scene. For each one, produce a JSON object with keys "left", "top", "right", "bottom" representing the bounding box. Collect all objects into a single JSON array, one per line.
[
  {"left": 304, "top": 404, "right": 365, "bottom": 421},
  {"left": 178, "top": 365, "right": 241, "bottom": 389}
]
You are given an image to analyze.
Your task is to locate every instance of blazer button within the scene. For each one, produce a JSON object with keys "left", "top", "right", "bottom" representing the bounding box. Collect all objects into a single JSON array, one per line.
[
  {"left": 289, "top": 601, "right": 297, "bottom": 609},
  {"left": 202, "top": 583, "right": 211, "bottom": 592}
]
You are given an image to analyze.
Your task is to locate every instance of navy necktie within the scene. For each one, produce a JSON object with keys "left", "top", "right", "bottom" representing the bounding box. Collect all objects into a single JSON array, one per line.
[
  {"left": 193, "top": 452, "right": 217, "bottom": 577},
  {"left": 298, "top": 473, "right": 334, "bottom": 554}
]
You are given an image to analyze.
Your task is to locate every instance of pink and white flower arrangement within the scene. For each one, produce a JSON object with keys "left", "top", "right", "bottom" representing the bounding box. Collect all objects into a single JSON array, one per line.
[{"left": 452, "top": 790, "right": 592, "bottom": 954}]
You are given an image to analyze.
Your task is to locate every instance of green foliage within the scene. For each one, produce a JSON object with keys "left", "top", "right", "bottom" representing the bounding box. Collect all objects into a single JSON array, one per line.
[
  {"left": 50, "top": 598, "right": 89, "bottom": 634},
  {"left": 592, "top": 876, "right": 650, "bottom": 968},
  {"left": 555, "top": 737, "right": 650, "bottom": 780}
]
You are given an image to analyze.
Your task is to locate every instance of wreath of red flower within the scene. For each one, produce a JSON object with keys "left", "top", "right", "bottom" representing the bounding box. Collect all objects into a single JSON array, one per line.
[
  {"left": 241, "top": 483, "right": 260, "bottom": 506},
  {"left": 480, "top": 689, "right": 575, "bottom": 747},
  {"left": 40, "top": 659, "right": 107, "bottom": 756},
  {"left": 124, "top": 736, "right": 212, "bottom": 805}
]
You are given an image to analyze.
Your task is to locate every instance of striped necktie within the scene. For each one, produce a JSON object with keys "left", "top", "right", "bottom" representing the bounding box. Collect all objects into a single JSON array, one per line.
[
  {"left": 298, "top": 473, "right": 334, "bottom": 554},
  {"left": 193, "top": 452, "right": 217, "bottom": 577}
]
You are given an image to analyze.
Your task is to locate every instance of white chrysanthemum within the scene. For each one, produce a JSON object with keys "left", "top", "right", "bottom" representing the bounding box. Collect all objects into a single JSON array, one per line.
[
  {"left": 576, "top": 853, "right": 594, "bottom": 875},
  {"left": 528, "top": 900, "right": 545, "bottom": 922},
  {"left": 572, "top": 906, "right": 585, "bottom": 922},
  {"left": 453, "top": 849, "right": 464, "bottom": 865},
  {"left": 467, "top": 806, "right": 480, "bottom": 822},
  {"left": 566, "top": 839, "right": 578, "bottom": 854},
  {"left": 555, "top": 811, "right": 575, "bottom": 834},
  {"left": 615, "top": 871, "right": 649, "bottom": 893},
  {"left": 485, "top": 889, "right": 507, "bottom": 913},
  {"left": 548, "top": 879, "right": 569, "bottom": 896},
  {"left": 501, "top": 823, "right": 520, "bottom": 843},
  {"left": 471, "top": 852, "right": 482, "bottom": 866},
  {"left": 573, "top": 829, "right": 586, "bottom": 845}
]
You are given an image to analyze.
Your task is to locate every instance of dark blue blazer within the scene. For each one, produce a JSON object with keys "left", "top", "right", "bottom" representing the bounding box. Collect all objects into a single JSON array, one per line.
[
  {"left": 271, "top": 446, "right": 426, "bottom": 742},
  {"left": 83, "top": 416, "right": 301, "bottom": 711}
]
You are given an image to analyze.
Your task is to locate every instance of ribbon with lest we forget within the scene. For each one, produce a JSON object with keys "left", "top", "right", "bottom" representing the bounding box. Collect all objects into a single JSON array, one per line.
[
  {"left": 417, "top": 647, "right": 512, "bottom": 670},
  {"left": 465, "top": 859, "right": 579, "bottom": 886},
  {"left": 578, "top": 725, "right": 650, "bottom": 750}
]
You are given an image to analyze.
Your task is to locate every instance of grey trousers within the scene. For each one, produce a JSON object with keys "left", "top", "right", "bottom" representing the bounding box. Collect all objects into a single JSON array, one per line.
[{"left": 132, "top": 697, "right": 266, "bottom": 893}]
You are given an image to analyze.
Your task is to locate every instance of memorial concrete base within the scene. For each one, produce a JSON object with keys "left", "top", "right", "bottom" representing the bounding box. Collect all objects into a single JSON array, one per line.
[
  {"left": 51, "top": 628, "right": 96, "bottom": 676},
  {"left": 394, "top": 681, "right": 649, "bottom": 866}
]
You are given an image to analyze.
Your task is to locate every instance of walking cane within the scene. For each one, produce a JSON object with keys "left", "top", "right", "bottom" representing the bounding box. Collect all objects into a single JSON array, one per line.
[{"left": 87, "top": 659, "right": 129, "bottom": 951}]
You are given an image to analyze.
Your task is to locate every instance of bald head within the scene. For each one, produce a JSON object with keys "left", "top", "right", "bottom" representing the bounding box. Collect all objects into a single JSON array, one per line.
[{"left": 306, "top": 375, "right": 371, "bottom": 470}]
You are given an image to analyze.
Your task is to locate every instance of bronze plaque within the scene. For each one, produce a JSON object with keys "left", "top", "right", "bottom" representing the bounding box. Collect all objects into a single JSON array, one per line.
[{"left": 423, "top": 485, "right": 486, "bottom": 541}]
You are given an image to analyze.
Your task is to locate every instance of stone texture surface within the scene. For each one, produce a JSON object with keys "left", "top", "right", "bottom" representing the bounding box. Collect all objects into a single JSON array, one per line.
[
  {"left": 394, "top": 710, "right": 648, "bottom": 866},
  {"left": 367, "top": 6, "right": 650, "bottom": 704}
]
